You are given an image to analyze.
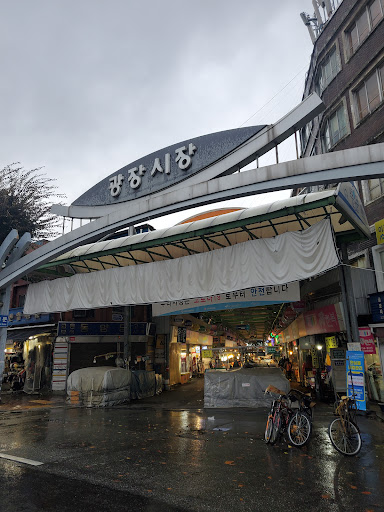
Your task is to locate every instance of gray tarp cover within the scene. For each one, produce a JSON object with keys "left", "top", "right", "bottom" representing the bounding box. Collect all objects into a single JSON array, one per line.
[
  {"left": 204, "top": 367, "right": 290, "bottom": 408},
  {"left": 130, "top": 370, "right": 156, "bottom": 399},
  {"left": 67, "top": 367, "right": 131, "bottom": 407}
]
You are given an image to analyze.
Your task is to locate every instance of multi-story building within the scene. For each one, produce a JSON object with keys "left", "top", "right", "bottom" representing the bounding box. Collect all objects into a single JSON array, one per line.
[
  {"left": 300, "top": 0, "right": 384, "bottom": 253},
  {"left": 295, "top": 0, "right": 384, "bottom": 399}
]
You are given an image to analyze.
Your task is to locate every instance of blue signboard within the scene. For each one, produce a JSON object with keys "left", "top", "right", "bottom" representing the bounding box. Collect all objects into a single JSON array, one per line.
[
  {"left": 0, "top": 315, "right": 8, "bottom": 327},
  {"left": 346, "top": 350, "right": 366, "bottom": 411},
  {"left": 370, "top": 292, "right": 384, "bottom": 323},
  {"left": 58, "top": 322, "right": 156, "bottom": 337}
]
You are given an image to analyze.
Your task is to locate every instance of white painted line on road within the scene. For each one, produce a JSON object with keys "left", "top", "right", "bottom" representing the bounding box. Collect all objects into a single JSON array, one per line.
[{"left": 0, "top": 453, "right": 44, "bottom": 466}]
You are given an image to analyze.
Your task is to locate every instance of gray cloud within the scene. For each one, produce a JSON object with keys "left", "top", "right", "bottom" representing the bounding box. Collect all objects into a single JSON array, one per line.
[{"left": 1, "top": 0, "right": 314, "bottom": 206}]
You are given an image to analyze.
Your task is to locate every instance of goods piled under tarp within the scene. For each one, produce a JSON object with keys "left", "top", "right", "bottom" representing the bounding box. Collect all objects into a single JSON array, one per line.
[
  {"left": 130, "top": 370, "right": 156, "bottom": 399},
  {"left": 67, "top": 367, "right": 163, "bottom": 406},
  {"left": 204, "top": 367, "right": 290, "bottom": 408},
  {"left": 67, "top": 367, "right": 131, "bottom": 407}
]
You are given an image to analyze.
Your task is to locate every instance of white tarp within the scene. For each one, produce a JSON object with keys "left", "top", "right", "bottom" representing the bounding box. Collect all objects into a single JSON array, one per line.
[
  {"left": 24, "top": 219, "right": 338, "bottom": 314},
  {"left": 67, "top": 367, "right": 131, "bottom": 407}
]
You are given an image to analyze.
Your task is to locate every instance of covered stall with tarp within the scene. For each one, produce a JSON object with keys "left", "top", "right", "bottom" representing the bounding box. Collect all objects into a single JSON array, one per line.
[
  {"left": 204, "top": 367, "right": 290, "bottom": 408},
  {"left": 67, "top": 366, "right": 131, "bottom": 407},
  {"left": 130, "top": 370, "right": 156, "bottom": 399}
]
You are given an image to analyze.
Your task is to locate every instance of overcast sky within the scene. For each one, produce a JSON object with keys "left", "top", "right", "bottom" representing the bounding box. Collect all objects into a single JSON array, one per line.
[{"left": 1, "top": 0, "right": 315, "bottom": 229}]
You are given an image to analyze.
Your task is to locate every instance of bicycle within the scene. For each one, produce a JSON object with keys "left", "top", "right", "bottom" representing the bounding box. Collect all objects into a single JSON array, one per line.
[
  {"left": 264, "top": 385, "right": 313, "bottom": 447},
  {"left": 328, "top": 395, "right": 362, "bottom": 456}
]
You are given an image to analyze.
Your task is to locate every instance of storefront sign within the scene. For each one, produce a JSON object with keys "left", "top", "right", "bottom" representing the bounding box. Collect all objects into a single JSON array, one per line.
[
  {"left": 52, "top": 338, "right": 69, "bottom": 391},
  {"left": 152, "top": 282, "right": 300, "bottom": 316},
  {"left": 57, "top": 321, "right": 155, "bottom": 337},
  {"left": 325, "top": 336, "right": 337, "bottom": 353},
  {"left": 370, "top": 293, "right": 384, "bottom": 323},
  {"left": 358, "top": 327, "right": 376, "bottom": 354},
  {"left": 304, "top": 304, "right": 342, "bottom": 335},
  {"left": 347, "top": 342, "right": 361, "bottom": 351},
  {"left": 336, "top": 182, "right": 370, "bottom": 239},
  {"left": 279, "top": 303, "right": 345, "bottom": 343},
  {"left": 177, "top": 327, "right": 187, "bottom": 344},
  {"left": 0, "top": 315, "right": 8, "bottom": 327},
  {"left": 202, "top": 349, "right": 213, "bottom": 358},
  {"left": 330, "top": 347, "right": 346, "bottom": 392},
  {"left": 375, "top": 218, "right": 384, "bottom": 245},
  {"left": 346, "top": 351, "right": 366, "bottom": 411},
  {"left": 310, "top": 346, "right": 320, "bottom": 368}
]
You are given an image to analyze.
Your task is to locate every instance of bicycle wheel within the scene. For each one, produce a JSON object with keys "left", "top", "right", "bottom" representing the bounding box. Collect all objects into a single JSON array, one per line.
[
  {"left": 264, "top": 415, "right": 273, "bottom": 444},
  {"left": 287, "top": 412, "right": 311, "bottom": 447},
  {"left": 328, "top": 418, "right": 362, "bottom": 456},
  {"left": 270, "top": 411, "right": 282, "bottom": 445}
]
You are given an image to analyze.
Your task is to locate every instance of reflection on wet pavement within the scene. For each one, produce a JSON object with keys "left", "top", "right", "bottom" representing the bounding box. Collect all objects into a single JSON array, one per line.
[{"left": 0, "top": 393, "right": 383, "bottom": 511}]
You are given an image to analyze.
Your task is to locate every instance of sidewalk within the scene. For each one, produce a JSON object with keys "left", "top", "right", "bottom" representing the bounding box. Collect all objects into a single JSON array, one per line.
[{"left": 0, "top": 391, "right": 67, "bottom": 412}]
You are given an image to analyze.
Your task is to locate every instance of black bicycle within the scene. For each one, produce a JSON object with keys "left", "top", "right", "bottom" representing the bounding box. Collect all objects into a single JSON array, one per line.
[{"left": 264, "top": 385, "right": 314, "bottom": 447}]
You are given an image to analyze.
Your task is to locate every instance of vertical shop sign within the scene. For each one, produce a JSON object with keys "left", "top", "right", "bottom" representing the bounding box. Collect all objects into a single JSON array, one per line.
[
  {"left": 310, "top": 346, "right": 320, "bottom": 368},
  {"left": 52, "top": 337, "right": 69, "bottom": 391},
  {"left": 370, "top": 293, "right": 384, "bottom": 322},
  {"left": 358, "top": 327, "right": 376, "bottom": 354},
  {"left": 330, "top": 348, "right": 346, "bottom": 393},
  {"left": 325, "top": 336, "right": 337, "bottom": 353},
  {"left": 346, "top": 350, "right": 366, "bottom": 411},
  {"left": 177, "top": 327, "right": 187, "bottom": 344},
  {"left": 155, "top": 334, "right": 166, "bottom": 363},
  {"left": 375, "top": 218, "right": 384, "bottom": 245}
]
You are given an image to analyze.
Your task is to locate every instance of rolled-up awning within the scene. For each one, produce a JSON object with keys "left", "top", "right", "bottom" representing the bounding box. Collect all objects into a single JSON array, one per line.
[
  {"left": 6, "top": 325, "right": 56, "bottom": 342},
  {"left": 24, "top": 219, "right": 339, "bottom": 314}
]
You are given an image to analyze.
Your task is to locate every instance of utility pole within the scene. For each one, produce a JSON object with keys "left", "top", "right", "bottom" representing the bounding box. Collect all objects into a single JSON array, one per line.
[{"left": 0, "top": 231, "right": 31, "bottom": 399}]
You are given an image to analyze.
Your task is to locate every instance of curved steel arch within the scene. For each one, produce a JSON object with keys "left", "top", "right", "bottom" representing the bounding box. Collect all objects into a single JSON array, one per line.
[{"left": 1, "top": 141, "right": 383, "bottom": 290}]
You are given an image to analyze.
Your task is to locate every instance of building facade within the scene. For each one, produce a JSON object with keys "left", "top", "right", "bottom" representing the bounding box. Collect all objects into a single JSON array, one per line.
[{"left": 297, "top": 0, "right": 384, "bottom": 400}]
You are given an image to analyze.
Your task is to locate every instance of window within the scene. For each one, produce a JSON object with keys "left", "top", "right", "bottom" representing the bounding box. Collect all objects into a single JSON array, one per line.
[
  {"left": 347, "top": 0, "right": 383, "bottom": 55},
  {"left": 18, "top": 295, "right": 26, "bottom": 308},
  {"left": 362, "top": 178, "right": 384, "bottom": 203},
  {"left": 321, "top": 104, "right": 348, "bottom": 151},
  {"left": 315, "top": 48, "right": 341, "bottom": 95},
  {"left": 354, "top": 62, "right": 384, "bottom": 121},
  {"left": 300, "top": 121, "right": 313, "bottom": 152}
]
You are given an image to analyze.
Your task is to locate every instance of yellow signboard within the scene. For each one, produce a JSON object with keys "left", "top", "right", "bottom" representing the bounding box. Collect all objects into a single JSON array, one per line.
[
  {"left": 375, "top": 219, "right": 384, "bottom": 245},
  {"left": 202, "top": 349, "right": 213, "bottom": 359},
  {"left": 325, "top": 336, "right": 337, "bottom": 353}
]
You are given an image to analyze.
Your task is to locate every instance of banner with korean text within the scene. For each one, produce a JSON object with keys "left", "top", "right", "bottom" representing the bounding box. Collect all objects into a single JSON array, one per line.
[{"left": 152, "top": 282, "right": 300, "bottom": 316}]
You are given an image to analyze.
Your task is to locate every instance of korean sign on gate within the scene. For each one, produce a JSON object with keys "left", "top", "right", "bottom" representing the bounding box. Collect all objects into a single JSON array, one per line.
[{"left": 72, "top": 126, "right": 266, "bottom": 207}]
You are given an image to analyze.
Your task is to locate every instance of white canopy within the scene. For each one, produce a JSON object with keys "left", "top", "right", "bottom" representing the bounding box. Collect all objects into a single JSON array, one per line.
[{"left": 24, "top": 219, "right": 339, "bottom": 314}]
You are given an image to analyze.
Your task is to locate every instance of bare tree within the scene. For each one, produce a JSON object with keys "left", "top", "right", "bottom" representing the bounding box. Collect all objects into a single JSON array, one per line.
[{"left": 0, "top": 163, "right": 66, "bottom": 243}]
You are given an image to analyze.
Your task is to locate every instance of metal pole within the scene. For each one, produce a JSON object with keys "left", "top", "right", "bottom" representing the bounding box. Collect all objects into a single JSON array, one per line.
[
  {"left": 124, "top": 306, "right": 131, "bottom": 368},
  {"left": 275, "top": 145, "right": 279, "bottom": 164},
  {"left": 340, "top": 243, "right": 360, "bottom": 343},
  {"left": 294, "top": 131, "right": 299, "bottom": 159},
  {"left": 338, "top": 265, "right": 353, "bottom": 344}
]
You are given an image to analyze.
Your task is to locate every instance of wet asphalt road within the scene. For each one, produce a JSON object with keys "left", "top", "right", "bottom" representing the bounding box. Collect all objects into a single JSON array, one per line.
[{"left": 0, "top": 379, "right": 384, "bottom": 512}]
